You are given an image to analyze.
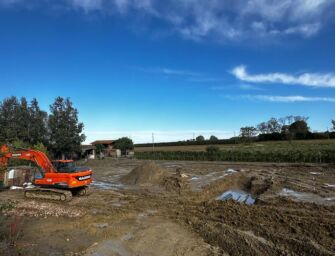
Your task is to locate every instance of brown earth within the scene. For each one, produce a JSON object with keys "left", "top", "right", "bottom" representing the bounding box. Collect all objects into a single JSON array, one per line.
[
  {"left": 0, "top": 159, "right": 335, "bottom": 256},
  {"left": 120, "top": 161, "right": 167, "bottom": 186}
]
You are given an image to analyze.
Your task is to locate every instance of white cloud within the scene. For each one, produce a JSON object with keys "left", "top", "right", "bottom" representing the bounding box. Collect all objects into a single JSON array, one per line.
[
  {"left": 134, "top": 66, "right": 202, "bottom": 78},
  {"left": 1, "top": 0, "right": 335, "bottom": 42},
  {"left": 239, "top": 94, "right": 335, "bottom": 103},
  {"left": 71, "top": 0, "right": 102, "bottom": 12},
  {"left": 160, "top": 68, "right": 200, "bottom": 77},
  {"left": 85, "top": 130, "right": 235, "bottom": 144},
  {"left": 231, "top": 65, "right": 335, "bottom": 88},
  {"left": 0, "top": 0, "right": 22, "bottom": 6}
]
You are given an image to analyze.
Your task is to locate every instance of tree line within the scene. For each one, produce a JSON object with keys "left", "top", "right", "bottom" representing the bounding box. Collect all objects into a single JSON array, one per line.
[
  {"left": 0, "top": 96, "right": 85, "bottom": 158},
  {"left": 240, "top": 115, "right": 335, "bottom": 141},
  {"left": 136, "top": 115, "right": 335, "bottom": 148}
]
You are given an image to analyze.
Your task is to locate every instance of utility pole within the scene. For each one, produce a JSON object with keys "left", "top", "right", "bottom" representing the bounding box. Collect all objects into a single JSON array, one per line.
[{"left": 152, "top": 133, "right": 155, "bottom": 152}]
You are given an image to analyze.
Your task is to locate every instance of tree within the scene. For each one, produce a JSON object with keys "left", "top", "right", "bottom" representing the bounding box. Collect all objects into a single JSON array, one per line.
[
  {"left": 332, "top": 120, "right": 335, "bottom": 130},
  {"left": 48, "top": 97, "right": 85, "bottom": 158},
  {"left": 95, "top": 144, "right": 106, "bottom": 155},
  {"left": 0, "top": 97, "right": 48, "bottom": 146},
  {"left": 294, "top": 116, "right": 309, "bottom": 122},
  {"left": 0, "top": 96, "right": 20, "bottom": 143},
  {"left": 267, "top": 118, "right": 282, "bottom": 133},
  {"left": 240, "top": 126, "right": 257, "bottom": 142},
  {"left": 28, "top": 98, "right": 48, "bottom": 145},
  {"left": 209, "top": 135, "right": 218, "bottom": 141},
  {"left": 17, "top": 97, "right": 30, "bottom": 144},
  {"left": 257, "top": 122, "right": 269, "bottom": 134},
  {"left": 289, "top": 120, "right": 309, "bottom": 139},
  {"left": 196, "top": 135, "right": 205, "bottom": 142},
  {"left": 114, "top": 137, "right": 134, "bottom": 155}
]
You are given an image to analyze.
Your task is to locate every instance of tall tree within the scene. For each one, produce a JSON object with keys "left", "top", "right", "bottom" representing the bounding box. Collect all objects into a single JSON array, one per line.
[
  {"left": 267, "top": 118, "right": 282, "bottom": 133},
  {"left": 17, "top": 97, "right": 30, "bottom": 144},
  {"left": 331, "top": 120, "right": 335, "bottom": 130},
  {"left": 240, "top": 126, "right": 257, "bottom": 138},
  {"left": 0, "top": 96, "right": 20, "bottom": 143},
  {"left": 196, "top": 135, "right": 205, "bottom": 142},
  {"left": 289, "top": 120, "right": 309, "bottom": 139},
  {"left": 209, "top": 135, "right": 219, "bottom": 141},
  {"left": 28, "top": 98, "right": 48, "bottom": 145},
  {"left": 257, "top": 122, "right": 269, "bottom": 134},
  {"left": 48, "top": 97, "right": 85, "bottom": 158}
]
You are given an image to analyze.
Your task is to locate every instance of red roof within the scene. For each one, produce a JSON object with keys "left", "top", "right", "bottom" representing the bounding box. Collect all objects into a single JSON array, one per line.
[{"left": 91, "top": 140, "right": 115, "bottom": 145}]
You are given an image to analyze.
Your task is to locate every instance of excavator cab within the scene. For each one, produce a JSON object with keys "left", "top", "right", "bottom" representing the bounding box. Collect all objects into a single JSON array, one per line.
[
  {"left": 52, "top": 160, "right": 75, "bottom": 173},
  {"left": 52, "top": 160, "right": 90, "bottom": 173}
]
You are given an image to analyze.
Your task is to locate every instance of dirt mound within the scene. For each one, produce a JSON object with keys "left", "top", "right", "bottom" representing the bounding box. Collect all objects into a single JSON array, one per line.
[
  {"left": 198, "top": 173, "right": 251, "bottom": 201},
  {"left": 249, "top": 176, "right": 273, "bottom": 196},
  {"left": 161, "top": 176, "right": 190, "bottom": 194},
  {"left": 121, "top": 161, "right": 168, "bottom": 186}
]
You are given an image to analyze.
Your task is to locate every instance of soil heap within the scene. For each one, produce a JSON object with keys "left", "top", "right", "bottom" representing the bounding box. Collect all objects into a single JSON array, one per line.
[{"left": 121, "top": 161, "right": 168, "bottom": 186}]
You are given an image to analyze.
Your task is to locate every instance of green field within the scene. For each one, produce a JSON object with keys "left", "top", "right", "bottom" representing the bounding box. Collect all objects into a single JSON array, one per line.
[{"left": 135, "top": 139, "right": 335, "bottom": 163}]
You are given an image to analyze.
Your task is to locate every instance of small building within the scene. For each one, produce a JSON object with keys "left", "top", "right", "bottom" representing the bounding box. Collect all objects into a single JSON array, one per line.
[
  {"left": 81, "top": 145, "right": 96, "bottom": 159},
  {"left": 91, "top": 140, "right": 116, "bottom": 157}
]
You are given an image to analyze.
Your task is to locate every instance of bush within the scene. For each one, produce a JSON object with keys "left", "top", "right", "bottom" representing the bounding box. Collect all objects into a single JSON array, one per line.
[{"left": 206, "top": 145, "right": 220, "bottom": 154}]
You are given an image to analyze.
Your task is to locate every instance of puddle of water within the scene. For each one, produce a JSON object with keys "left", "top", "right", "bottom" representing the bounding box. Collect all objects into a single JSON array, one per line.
[
  {"left": 279, "top": 188, "right": 334, "bottom": 205},
  {"left": 280, "top": 188, "right": 303, "bottom": 198},
  {"left": 324, "top": 183, "right": 335, "bottom": 188},
  {"left": 226, "top": 168, "right": 237, "bottom": 173},
  {"left": 92, "top": 181, "right": 125, "bottom": 190},
  {"left": 189, "top": 177, "right": 199, "bottom": 181},
  {"left": 216, "top": 190, "right": 255, "bottom": 205}
]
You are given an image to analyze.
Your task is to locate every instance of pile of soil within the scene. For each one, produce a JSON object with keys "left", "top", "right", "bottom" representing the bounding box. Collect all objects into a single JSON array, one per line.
[
  {"left": 121, "top": 161, "right": 168, "bottom": 186},
  {"left": 249, "top": 176, "right": 273, "bottom": 196},
  {"left": 161, "top": 176, "right": 190, "bottom": 194},
  {"left": 198, "top": 173, "right": 251, "bottom": 201}
]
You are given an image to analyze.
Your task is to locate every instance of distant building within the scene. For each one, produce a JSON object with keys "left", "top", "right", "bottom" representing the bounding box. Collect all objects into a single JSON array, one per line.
[
  {"left": 91, "top": 140, "right": 116, "bottom": 157},
  {"left": 81, "top": 139, "right": 132, "bottom": 159},
  {"left": 81, "top": 145, "right": 96, "bottom": 159}
]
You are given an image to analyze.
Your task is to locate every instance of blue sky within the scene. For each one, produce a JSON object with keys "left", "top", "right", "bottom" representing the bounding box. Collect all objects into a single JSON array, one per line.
[{"left": 1, "top": 0, "right": 335, "bottom": 143}]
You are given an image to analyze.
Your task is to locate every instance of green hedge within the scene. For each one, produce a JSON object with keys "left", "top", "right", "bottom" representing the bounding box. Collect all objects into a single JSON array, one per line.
[{"left": 135, "top": 149, "right": 335, "bottom": 163}]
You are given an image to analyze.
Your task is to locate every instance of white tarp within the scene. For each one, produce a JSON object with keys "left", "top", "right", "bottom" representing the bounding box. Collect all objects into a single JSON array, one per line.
[{"left": 8, "top": 169, "right": 15, "bottom": 179}]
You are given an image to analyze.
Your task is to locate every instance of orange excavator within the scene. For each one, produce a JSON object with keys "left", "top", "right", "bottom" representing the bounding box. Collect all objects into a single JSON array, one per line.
[{"left": 0, "top": 144, "right": 92, "bottom": 201}]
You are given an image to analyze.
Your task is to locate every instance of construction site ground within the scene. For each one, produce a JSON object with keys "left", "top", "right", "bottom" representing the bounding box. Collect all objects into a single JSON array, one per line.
[{"left": 1, "top": 158, "right": 335, "bottom": 256}]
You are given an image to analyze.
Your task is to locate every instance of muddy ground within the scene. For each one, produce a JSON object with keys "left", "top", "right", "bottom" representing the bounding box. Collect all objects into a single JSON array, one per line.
[{"left": 0, "top": 159, "right": 335, "bottom": 256}]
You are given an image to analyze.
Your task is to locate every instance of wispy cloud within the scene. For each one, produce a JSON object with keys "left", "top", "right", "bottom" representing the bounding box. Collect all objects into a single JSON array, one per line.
[
  {"left": 159, "top": 68, "right": 200, "bottom": 77},
  {"left": 212, "top": 83, "right": 264, "bottom": 91},
  {"left": 231, "top": 65, "right": 335, "bottom": 88},
  {"left": 133, "top": 66, "right": 223, "bottom": 83},
  {"left": 229, "top": 94, "right": 335, "bottom": 103},
  {"left": 133, "top": 66, "right": 201, "bottom": 77},
  {"left": 1, "top": 0, "right": 335, "bottom": 42},
  {"left": 71, "top": 0, "right": 102, "bottom": 12}
]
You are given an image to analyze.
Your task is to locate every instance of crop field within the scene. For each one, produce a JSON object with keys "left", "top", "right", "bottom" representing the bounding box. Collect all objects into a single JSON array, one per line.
[{"left": 135, "top": 139, "right": 335, "bottom": 163}]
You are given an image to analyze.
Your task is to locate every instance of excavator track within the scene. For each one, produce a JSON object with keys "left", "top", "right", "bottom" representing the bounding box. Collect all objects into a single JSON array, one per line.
[{"left": 24, "top": 188, "right": 73, "bottom": 202}]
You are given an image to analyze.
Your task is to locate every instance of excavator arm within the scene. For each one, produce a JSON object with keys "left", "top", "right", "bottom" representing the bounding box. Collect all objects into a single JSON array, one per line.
[{"left": 0, "top": 144, "right": 57, "bottom": 173}]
